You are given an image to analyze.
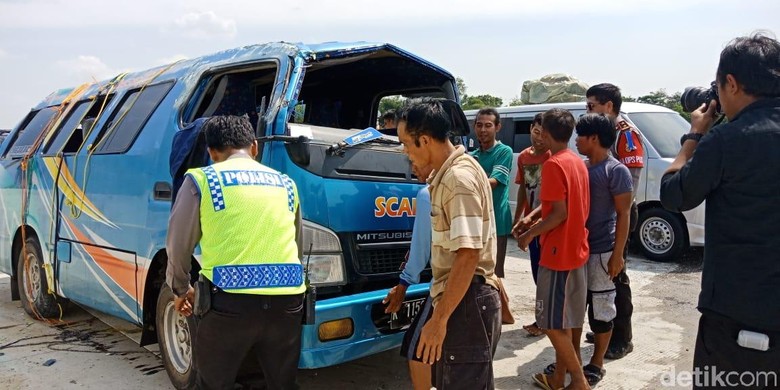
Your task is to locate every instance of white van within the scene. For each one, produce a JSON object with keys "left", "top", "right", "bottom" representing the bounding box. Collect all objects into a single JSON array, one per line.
[{"left": 464, "top": 102, "right": 704, "bottom": 262}]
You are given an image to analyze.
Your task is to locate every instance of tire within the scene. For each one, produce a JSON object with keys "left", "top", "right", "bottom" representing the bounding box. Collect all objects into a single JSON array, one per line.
[
  {"left": 635, "top": 208, "right": 687, "bottom": 262},
  {"left": 16, "top": 236, "right": 68, "bottom": 318},
  {"left": 156, "top": 284, "right": 198, "bottom": 390}
]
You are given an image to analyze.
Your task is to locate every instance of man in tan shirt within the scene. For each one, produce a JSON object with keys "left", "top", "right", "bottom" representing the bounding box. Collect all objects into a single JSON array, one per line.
[{"left": 397, "top": 98, "right": 501, "bottom": 389}]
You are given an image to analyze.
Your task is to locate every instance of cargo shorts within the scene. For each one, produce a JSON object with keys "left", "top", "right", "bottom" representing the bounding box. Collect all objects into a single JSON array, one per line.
[
  {"left": 432, "top": 281, "right": 501, "bottom": 390},
  {"left": 587, "top": 251, "right": 618, "bottom": 333}
]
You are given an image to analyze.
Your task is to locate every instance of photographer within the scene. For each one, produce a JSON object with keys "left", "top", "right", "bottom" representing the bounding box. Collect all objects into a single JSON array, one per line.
[{"left": 660, "top": 32, "right": 780, "bottom": 387}]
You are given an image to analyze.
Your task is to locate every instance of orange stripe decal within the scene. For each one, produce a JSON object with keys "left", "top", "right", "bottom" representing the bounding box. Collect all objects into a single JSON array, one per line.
[{"left": 64, "top": 219, "right": 137, "bottom": 302}]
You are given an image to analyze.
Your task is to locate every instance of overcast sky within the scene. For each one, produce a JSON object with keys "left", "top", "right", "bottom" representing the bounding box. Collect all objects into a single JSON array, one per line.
[{"left": 0, "top": 0, "right": 778, "bottom": 128}]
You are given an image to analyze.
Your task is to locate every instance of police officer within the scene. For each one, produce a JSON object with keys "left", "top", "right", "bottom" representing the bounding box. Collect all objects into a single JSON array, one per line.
[{"left": 165, "top": 115, "right": 305, "bottom": 389}]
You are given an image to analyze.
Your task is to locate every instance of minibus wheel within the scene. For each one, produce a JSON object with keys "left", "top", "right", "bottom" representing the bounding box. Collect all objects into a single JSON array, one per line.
[
  {"left": 635, "top": 208, "right": 687, "bottom": 262},
  {"left": 156, "top": 285, "right": 197, "bottom": 389},
  {"left": 17, "top": 236, "right": 67, "bottom": 319}
]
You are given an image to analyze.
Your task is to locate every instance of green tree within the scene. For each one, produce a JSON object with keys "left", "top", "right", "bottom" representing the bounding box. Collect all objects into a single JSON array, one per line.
[
  {"left": 378, "top": 95, "right": 404, "bottom": 114},
  {"left": 461, "top": 96, "right": 484, "bottom": 111},
  {"left": 636, "top": 89, "right": 690, "bottom": 121},
  {"left": 462, "top": 94, "right": 503, "bottom": 110},
  {"left": 462, "top": 96, "right": 502, "bottom": 110},
  {"left": 456, "top": 77, "right": 502, "bottom": 109},
  {"left": 636, "top": 89, "right": 674, "bottom": 107},
  {"left": 508, "top": 97, "right": 524, "bottom": 106},
  {"left": 456, "top": 77, "right": 468, "bottom": 100}
]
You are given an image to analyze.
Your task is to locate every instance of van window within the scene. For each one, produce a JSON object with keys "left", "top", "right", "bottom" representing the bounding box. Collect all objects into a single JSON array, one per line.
[
  {"left": 467, "top": 116, "right": 517, "bottom": 151},
  {"left": 94, "top": 82, "right": 173, "bottom": 153},
  {"left": 6, "top": 107, "right": 59, "bottom": 158},
  {"left": 188, "top": 65, "right": 278, "bottom": 128},
  {"left": 625, "top": 112, "right": 690, "bottom": 158},
  {"left": 296, "top": 56, "right": 451, "bottom": 132},
  {"left": 46, "top": 94, "right": 115, "bottom": 155},
  {"left": 512, "top": 119, "right": 533, "bottom": 153},
  {"left": 45, "top": 101, "right": 91, "bottom": 154}
]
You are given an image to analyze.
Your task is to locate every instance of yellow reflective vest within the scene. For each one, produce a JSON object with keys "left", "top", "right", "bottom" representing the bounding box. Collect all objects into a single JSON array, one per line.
[{"left": 186, "top": 157, "right": 305, "bottom": 295}]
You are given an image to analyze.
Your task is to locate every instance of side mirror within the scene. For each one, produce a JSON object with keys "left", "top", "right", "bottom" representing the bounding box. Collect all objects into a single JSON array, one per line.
[{"left": 286, "top": 139, "right": 310, "bottom": 166}]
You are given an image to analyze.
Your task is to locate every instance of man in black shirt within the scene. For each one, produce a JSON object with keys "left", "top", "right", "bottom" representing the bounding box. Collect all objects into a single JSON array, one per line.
[{"left": 660, "top": 33, "right": 780, "bottom": 389}]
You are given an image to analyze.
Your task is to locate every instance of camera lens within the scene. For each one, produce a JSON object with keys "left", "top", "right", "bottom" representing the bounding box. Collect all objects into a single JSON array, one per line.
[{"left": 680, "top": 87, "right": 711, "bottom": 113}]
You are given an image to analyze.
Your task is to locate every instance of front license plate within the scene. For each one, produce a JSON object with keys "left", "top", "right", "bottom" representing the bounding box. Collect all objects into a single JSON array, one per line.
[{"left": 389, "top": 297, "right": 426, "bottom": 330}]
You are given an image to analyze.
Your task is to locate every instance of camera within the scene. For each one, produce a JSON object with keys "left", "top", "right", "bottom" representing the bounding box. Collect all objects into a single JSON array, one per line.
[{"left": 680, "top": 81, "right": 721, "bottom": 113}]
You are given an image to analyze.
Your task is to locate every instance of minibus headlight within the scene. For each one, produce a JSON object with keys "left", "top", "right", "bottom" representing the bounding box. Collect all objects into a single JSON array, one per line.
[
  {"left": 302, "top": 221, "right": 346, "bottom": 286},
  {"left": 302, "top": 221, "right": 341, "bottom": 252},
  {"left": 307, "top": 254, "right": 346, "bottom": 286}
]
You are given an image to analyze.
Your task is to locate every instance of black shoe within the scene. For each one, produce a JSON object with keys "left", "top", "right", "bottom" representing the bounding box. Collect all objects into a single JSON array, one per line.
[
  {"left": 585, "top": 331, "right": 595, "bottom": 344},
  {"left": 604, "top": 341, "right": 634, "bottom": 360}
]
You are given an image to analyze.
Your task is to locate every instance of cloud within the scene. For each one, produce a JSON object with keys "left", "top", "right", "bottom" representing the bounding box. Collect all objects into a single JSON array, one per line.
[
  {"left": 0, "top": 48, "right": 7, "bottom": 59},
  {"left": 55, "top": 55, "right": 115, "bottom": 81},
  {"left": 172, "top": 11, "right": 237, "bottom": 39},
  {"left": 0, "top": 0, "right": 726, "bottom": 29}
]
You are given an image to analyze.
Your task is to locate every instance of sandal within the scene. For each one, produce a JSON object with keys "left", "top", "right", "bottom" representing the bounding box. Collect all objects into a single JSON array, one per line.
[
  {"left": 583, "top": 364, "right": 606, "bottom": 387},
  {"left": 523, "top": 322, "right": 545, "bottom": 337},
  {"left": 531, "top": 372, "right": 563, "bottom": 390}
]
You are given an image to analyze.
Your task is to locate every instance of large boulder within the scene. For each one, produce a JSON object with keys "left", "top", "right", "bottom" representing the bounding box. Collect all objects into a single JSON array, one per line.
[{"left": 520, "top": 74, "right": 588, "bottom": 104}]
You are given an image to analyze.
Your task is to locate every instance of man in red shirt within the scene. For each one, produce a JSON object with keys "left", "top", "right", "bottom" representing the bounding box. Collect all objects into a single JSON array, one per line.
[
  {"left": 512, "top": 113, "right": 551, "bottom": 336},
  {"left": 518, "top": 108, "right": 591, "bottom": 390}
]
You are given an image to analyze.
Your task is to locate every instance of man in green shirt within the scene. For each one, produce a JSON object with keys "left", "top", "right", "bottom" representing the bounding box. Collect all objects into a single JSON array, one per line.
[{"left": 471, "top": 107, "right": 515, "bottom": 324}]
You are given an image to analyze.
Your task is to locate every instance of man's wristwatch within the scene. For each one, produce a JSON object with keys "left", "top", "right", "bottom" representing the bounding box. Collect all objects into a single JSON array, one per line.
[{"left": 680, "top": 132, "right": 704, "bottom": 146}]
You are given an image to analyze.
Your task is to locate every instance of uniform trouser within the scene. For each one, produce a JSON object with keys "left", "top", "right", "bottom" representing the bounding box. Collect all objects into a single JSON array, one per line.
[
  {"left": 195, "top": 290, "right": 304, "bottom": 390},
  {"left": 495, "top": 235, "right": 509, "bottom": 278},
  {"left": 611, "top": 201, "right": 638, "bottom": 347},
  {"left": 692, "top": 312, "right": 780, "bottom": 389},
  {"left": 611, "top": 267, "right": 633, "bottom": 346}
]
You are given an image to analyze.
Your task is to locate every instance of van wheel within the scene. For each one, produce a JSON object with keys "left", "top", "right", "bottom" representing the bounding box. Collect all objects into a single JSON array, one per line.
[
  {"left": 17, "top": 236, "right": 68, "bottom": 319},
  {"left": 157, "top": 285, "right": 198, "bottom": 389},
  {"left": 635, "top": 208, "right": 687, "bottom": 262}
]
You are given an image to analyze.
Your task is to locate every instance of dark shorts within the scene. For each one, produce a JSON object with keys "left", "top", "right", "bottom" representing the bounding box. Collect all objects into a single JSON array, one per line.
[
  {"left": 400, "top": 294, "right": 433, "bottom": 360},
  {"left": 535, "top": 265, "right": 587, "bottom": 330},
  {"left": 432, "top": 282, "right": 502, "bottom": 390}
]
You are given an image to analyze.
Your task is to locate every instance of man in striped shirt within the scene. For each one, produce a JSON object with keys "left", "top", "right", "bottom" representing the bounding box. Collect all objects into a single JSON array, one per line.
[{"left": 397, "top": 99, "right": 502, "bottom": 389}]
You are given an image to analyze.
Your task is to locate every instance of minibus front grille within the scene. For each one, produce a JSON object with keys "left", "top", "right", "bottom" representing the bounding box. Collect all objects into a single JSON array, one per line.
[{"left": 354, "top": 247, "right": 408, "bottom": 275}]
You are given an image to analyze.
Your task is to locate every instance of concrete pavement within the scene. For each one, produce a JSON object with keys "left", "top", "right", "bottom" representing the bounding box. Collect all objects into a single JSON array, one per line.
[{"left": 0, "top": 242, "right": 704, "bottom": 389}]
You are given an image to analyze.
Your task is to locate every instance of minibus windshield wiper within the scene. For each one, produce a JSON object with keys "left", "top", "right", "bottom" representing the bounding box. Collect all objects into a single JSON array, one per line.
[
  {"left": 256, "top": 135, "right": 308, "bottom": 144},
  {"left": 326, "top": 127, "right": 398, "bottom": 156}
]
